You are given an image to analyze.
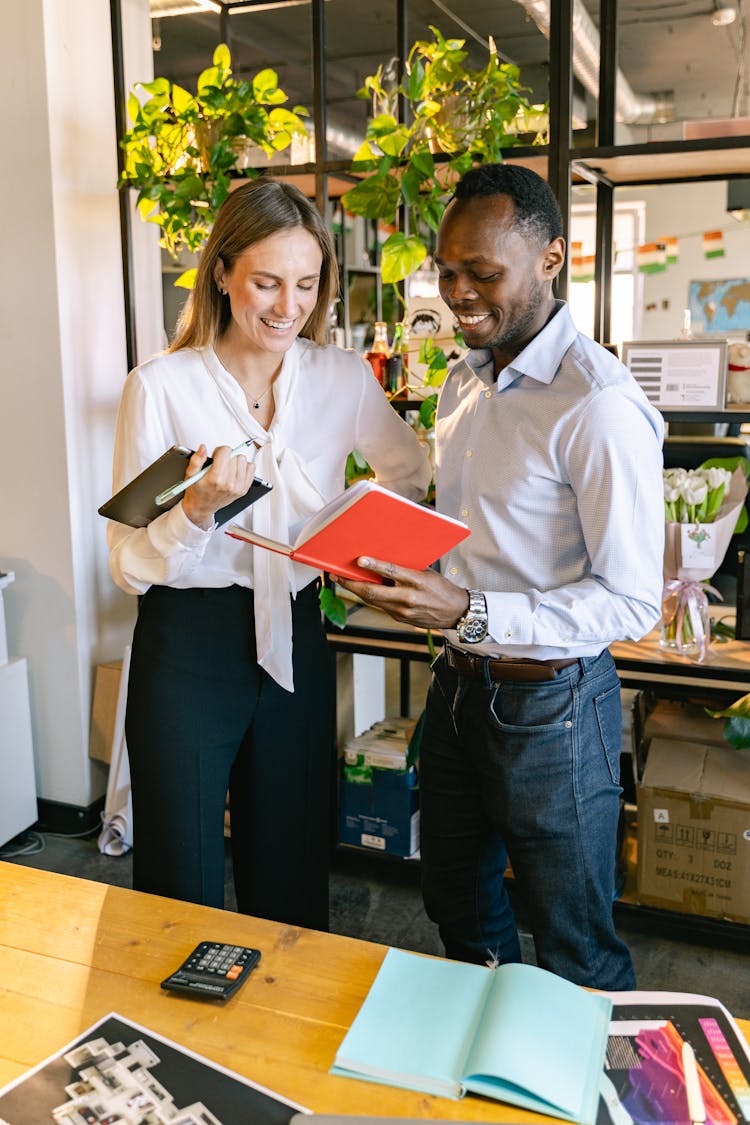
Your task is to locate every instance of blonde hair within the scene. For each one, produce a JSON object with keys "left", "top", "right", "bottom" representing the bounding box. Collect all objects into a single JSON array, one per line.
[{"left": 170, "top": 179, "right": 339, "bottom": 352}]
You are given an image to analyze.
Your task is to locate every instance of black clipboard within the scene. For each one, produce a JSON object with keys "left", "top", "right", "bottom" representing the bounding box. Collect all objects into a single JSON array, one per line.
[{"left": 98, "top": 445, "right": 272, "bottom": 528}]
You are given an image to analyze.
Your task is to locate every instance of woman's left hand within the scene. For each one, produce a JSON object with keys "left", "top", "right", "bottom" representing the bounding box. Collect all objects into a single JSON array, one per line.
[{"left": 181, "top": 444, "right": 257, "bottom": 530}]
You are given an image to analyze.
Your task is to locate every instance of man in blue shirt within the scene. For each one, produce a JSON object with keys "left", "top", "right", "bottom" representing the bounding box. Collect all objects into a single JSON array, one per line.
[{"left": 336, "top": 163, "right": 665, "bottom": 989}]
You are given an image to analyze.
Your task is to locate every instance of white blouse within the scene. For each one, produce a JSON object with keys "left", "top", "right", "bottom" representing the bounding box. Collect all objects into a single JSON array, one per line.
[{"left": 108, "top": 339, "right": 431, "bottom": 691}]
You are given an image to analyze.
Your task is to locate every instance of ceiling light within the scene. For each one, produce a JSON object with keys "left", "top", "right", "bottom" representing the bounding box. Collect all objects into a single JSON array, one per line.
[
  {"left": 712, "top": 6, "right": 737, "bottom": 26},
  {"left": 149, "top": 0, "right": 222, "bottom": 17},
  {"left": 225, "top": 0, "right": 327, "bottom": 10}
]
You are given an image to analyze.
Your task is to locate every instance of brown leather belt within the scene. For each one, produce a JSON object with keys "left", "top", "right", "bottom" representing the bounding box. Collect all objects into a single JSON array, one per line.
[{"left": 445, "top": 644, "right": 579, "bottom": 683}]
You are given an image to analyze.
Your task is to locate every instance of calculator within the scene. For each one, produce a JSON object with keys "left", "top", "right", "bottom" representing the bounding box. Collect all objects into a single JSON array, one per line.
[{"left": 160, "top": 941, "right": 261, "bottom": 1000}]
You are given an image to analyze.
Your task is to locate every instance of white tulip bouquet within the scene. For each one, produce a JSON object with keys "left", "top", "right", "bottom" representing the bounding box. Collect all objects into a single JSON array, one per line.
[{"left": 662, "top": 463, "right": 748, "bottom": 660}]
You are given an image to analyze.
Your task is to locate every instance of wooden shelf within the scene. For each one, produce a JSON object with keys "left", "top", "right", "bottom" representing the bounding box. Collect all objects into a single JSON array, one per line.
[
  {"left": 662, "top": 409, "right": 750, "bottom": 423},
  {"left": 572, "top": 137, "right": 750, "bottom": 186}
]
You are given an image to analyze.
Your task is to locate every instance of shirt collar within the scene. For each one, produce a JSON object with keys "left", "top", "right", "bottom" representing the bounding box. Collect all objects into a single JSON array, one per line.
[{"left": 466, "top": 301, "right": 577, "bottom": 392}]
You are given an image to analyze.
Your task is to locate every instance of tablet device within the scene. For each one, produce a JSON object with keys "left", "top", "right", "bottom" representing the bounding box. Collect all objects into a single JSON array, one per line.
[{"left": 98, "top": 445, "right": 272, "bottom": 528}]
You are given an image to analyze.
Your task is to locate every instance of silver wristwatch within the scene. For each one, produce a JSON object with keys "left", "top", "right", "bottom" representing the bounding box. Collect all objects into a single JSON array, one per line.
[{"left": 455, "top": 589, "right": 489, "bottom": 644}]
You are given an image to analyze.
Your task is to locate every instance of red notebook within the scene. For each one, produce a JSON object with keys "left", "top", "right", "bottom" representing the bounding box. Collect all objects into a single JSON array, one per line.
[{"left": 224, "top": 479, "right": 470, "bottom": 582}]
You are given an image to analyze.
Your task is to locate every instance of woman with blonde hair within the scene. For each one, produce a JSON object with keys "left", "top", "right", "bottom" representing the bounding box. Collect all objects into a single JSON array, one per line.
[{"left": 108, "top": 178, "right": 430, "bottom": 927}]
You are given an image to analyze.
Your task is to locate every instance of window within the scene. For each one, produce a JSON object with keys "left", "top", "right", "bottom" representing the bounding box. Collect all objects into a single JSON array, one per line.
[{"left": 568, "top": 200, "right": 645, "bottom": 350}]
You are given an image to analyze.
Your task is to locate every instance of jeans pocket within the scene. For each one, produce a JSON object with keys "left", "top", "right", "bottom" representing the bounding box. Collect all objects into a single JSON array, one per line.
[
  {"left": 594, "top": 683, "right": 622, "bottom": 784},
  {"left": 488, "top": 680, "right": 574, "bottom": 735}
]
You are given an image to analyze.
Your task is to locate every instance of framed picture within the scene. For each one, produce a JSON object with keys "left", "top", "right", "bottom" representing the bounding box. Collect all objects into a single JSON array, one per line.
[{"left": 621, "top": 339, "right": 728, "bottom": 410}]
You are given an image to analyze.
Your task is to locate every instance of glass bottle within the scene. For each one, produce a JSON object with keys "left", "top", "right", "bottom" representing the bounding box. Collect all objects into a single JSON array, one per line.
[
  {"left": 400, "top": 323, "right": 411, "bottom": 385},
  {"left": 386, "top": 323, "right": 404, "bottom": 393},
  {"left": 364, "top": 321, "right": 390, "bottom": 388}
]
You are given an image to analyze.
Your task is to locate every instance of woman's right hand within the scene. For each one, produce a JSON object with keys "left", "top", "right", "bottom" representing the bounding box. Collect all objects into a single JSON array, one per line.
[{"left": 181, "top": 444, "right": 257, "bottom": 530}]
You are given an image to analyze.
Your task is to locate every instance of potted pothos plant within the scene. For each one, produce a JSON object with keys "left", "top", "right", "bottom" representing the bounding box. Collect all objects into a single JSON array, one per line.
[
  {"left": 118, "top": 43, "right": 310, "bottom": 285},
  {"left": 341, "top": 25, "right": 546, "bottom": 428}
]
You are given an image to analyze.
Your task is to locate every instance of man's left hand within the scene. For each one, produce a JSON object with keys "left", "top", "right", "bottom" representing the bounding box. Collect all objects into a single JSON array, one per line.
[{"left": 334, "top": 558, "right": 470, "bottom": 631}]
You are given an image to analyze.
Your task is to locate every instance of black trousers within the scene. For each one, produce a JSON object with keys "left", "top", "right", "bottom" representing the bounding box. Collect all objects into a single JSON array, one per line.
[{"left": 125, "top": 581, "right": 335, "bottom": 930}]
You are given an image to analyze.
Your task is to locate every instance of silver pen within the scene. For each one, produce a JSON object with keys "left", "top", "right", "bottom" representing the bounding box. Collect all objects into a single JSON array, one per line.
[{"left": 154, "top": 439, "right": 257, "bottom": 506}]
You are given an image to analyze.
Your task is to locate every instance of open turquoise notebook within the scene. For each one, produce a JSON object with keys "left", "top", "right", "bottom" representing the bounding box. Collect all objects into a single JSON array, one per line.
[{"left": 331, "top": 948, "right": 611, "bottom": 1125}]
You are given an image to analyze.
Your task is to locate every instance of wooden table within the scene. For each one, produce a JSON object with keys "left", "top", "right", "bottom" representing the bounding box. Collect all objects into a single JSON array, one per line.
[
  {"left": 3, "top": 866, "right": 750, "bottom": 1120},
  {"left": 0, "top": 864, "right": 550, "bottom": 1120}
]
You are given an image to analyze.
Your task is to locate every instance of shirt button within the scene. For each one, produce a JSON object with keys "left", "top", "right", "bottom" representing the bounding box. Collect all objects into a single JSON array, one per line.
[
  {"left": 449, "top": 567, "right": 458, "bottom": 576},
  {"left": 466, "top": 449, "right": 473, "bottom": 458},
  {"left": 484, "top": 390, "right": 492, "bottom": 398},
  {"left": 461, "top": 508, "right": 470, "bottom": 519},
  {"left": 504, "top": 630, "right": 512, "bottom": 639}
]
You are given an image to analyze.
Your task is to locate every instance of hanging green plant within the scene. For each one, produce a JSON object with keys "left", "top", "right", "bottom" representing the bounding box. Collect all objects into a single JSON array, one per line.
[
  {"left": 342, "top": 26, "right": 544, "bottom": 287},
  {"left": 118, "top": 43, "right": 310, "bottom": 278},
  {"left": 341, "top": 27, "right": 545, "bottom": 418}
]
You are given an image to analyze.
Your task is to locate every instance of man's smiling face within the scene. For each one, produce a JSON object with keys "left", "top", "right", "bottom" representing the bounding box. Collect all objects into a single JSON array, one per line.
[{"left": 435, "top": 193, "right": 561, "bottom": 362}]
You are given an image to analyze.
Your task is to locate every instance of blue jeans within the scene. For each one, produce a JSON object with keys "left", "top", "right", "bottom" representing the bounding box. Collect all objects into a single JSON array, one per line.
[{"left": 420, "top": 648, "right": 635, "bottom": 990}]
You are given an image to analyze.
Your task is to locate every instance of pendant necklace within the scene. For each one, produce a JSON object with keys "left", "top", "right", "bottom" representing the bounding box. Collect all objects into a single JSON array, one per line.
[{"left": 250, "top": 385, "right": 272, "bottom": 410}]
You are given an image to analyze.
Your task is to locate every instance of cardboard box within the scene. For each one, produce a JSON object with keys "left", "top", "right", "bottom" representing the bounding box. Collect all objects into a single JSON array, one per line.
[
  {"left": 339, "top": 717, "right": 420, "bottom": 856},
  {"left": 89, "top": 660, "right": 123, "bottom": 764},
  {"left": 339, "top": 766, "right": 419, "bottom": 858},
  {"left": 631, "top": 694, "right": 731, "bottom": 785},
  {"left": 636, "top": 736, "right": 750, "bottom": 923}
]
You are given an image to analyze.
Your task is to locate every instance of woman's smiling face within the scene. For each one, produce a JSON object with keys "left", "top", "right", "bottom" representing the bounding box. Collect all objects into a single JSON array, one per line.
[{"left": 215, "top": 227, "right": 323, "bottom": 358}]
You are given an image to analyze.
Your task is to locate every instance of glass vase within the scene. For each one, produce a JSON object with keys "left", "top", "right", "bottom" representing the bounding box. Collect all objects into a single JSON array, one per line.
[{"left": 660, "top": 598, "right": 710, "bottom": 656}]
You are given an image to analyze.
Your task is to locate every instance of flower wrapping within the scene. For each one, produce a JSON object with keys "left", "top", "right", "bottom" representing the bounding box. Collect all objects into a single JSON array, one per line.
[
  {"left": 662, "top": 466, "right": 748, "bottom": 661},
  {"left": 663, "top": 466, "right": 748, "bottom": 582}
]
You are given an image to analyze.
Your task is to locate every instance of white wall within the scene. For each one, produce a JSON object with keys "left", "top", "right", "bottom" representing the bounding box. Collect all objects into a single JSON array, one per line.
[
  {"left": 625, "top": 180, "right": 750, "bottom": 341},
  {"left": 0, "top": 0, "right": 160, "bottom": 810}
]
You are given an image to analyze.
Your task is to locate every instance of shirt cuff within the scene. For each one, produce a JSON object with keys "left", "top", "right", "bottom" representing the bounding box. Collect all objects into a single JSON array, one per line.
[
  {"left": 147, "top": 501, "right": 215, "bottom": 557},
  {"left": 484, "top": 591, "right": 535, "bottom": 646}
]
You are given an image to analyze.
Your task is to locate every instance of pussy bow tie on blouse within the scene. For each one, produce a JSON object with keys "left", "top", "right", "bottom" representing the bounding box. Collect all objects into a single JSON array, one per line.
[{"left": 204, "top": 345, "right": 325, "bottom": 693}]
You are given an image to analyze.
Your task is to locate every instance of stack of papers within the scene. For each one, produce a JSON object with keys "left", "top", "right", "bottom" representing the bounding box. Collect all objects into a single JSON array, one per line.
[{"left": 343, "top": 718, "right": 417, "bottom": 781}]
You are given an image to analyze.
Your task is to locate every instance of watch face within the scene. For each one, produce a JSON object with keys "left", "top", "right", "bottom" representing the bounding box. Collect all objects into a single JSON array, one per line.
[{"left": 459, "top": 616, "right": 488, "bottom": 643}]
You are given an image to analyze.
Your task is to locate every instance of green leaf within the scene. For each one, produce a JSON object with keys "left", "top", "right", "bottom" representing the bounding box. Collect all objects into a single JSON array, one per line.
[
  {"left": 377, "top": 127, "right": 410, "bottom": 158},
  {"left": 699, "top": 456, "right": 750, "bottom": 533},
  {"left": 351, "top": 139, "right": 379, "bottom": 163},
  {"left": 319, "top": 587, "right": 349, "bottom": 629},
  {"left": 174, "top": 267, "right": 198, "bottom": 289},
  {"left": 172, "top": 173, "right": 206, "bottom": 201},
  {"left": 341, "top": 173, "right": 401, "bottom": 220},
  {"left": 253, "top": 68, "right": 280, "bottom": 101},
  {"left": 171, "top": 84, "right": 195, "bottom": 116},
  {"left": 408, "top": 58, "right": 426, "bottom": 103},
  {"left": 141, "top": 77, "right": 170, "bottom": 99},
  {"left": 410, "top": 150, "right": 435, "bottom": 178},
  {"left": 706, "top": 691, "right": 750, "bottom": 720},
  {"left": 345, "top": 449, "right": 373, "bottom": 486},
  {"left": 380, "top": 232, "right": 427, "bottom": 284},
  {"left": 419, "top": 395, "right": 437, "bottom": 429},
  {"left": 136, "top": 195, "right": 159, "bottom": 219},
  {"left": 723, "top": 715, "right": 750, "bottom": 748},
  {"left": 400, "top": 165, "right": 423, "bottom": 206},
  {"left": 213, "top": 43, "right": 231, "bottom": 71},
  {"left": 197, "top": 65, "right": 222, "bottom": 95},
  {"left": 418, "top": 197, "right": 445, "bottom": 233},
  {"left": 268, "top": 107, "right": 306, "bottom": 133},
  {"left": 126, "top": 92, "right": 141, "bottom": 125}
]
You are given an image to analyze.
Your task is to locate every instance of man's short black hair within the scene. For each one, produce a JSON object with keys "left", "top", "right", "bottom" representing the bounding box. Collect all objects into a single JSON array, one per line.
[{"left": 454, "top": 163, "right": 563, "bottom": 245}]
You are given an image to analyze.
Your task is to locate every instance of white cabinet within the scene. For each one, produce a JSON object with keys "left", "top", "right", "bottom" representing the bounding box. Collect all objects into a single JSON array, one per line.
[
  {"left": 0, "top": 572, "right": 37, "bottom": 847},
  {"left": 0, "top": 658, "right": 37, "bottom": 847}
]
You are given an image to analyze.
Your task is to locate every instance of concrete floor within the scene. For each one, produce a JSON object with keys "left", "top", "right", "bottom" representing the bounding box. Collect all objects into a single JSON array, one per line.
[{"left": 2, "top": 828, "right": 750, "bottom": 1020}]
